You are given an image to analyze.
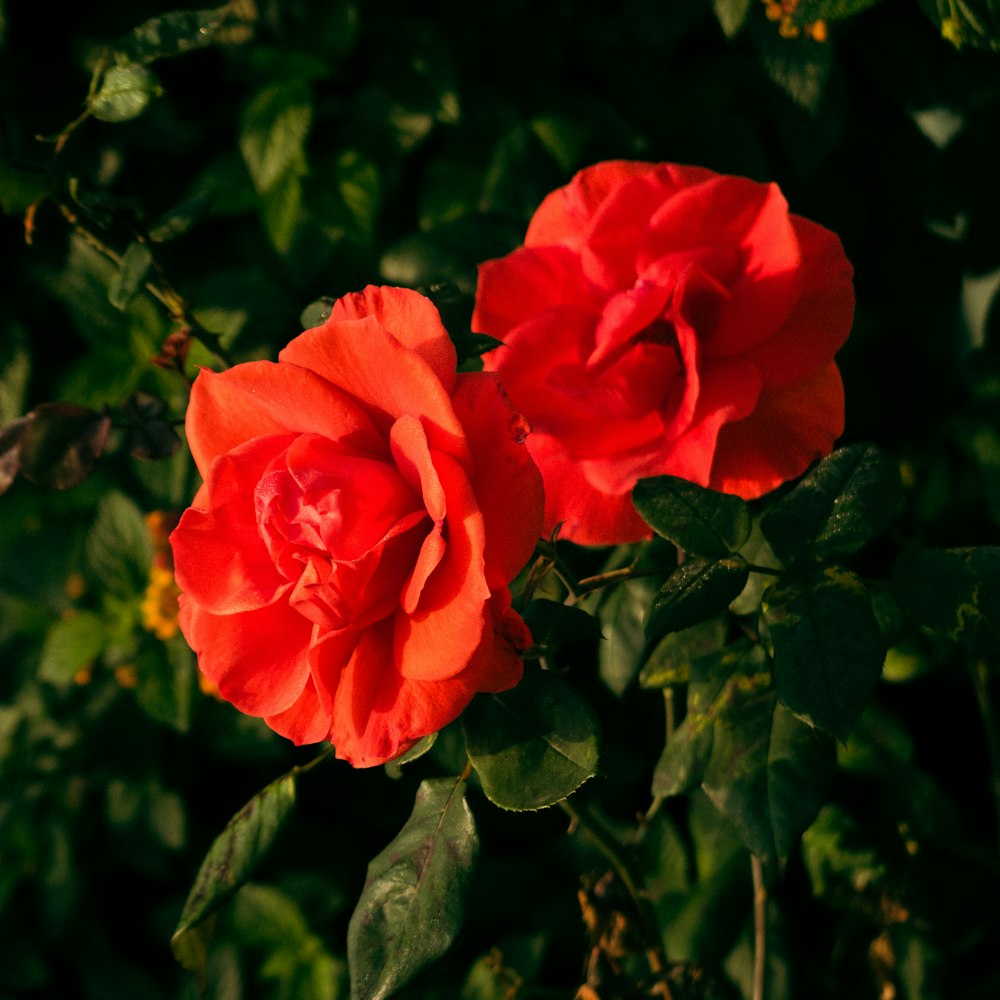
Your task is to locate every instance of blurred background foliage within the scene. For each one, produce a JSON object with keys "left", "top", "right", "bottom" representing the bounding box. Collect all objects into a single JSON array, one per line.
[{"left": 2, "top": 0, "right": 1000, "bottom": 997}]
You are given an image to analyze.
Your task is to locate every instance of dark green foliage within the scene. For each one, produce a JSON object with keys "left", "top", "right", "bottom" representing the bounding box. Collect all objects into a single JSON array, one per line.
[
  {"left": 347, "top": 778, "right": 477, "bottom": 1000},
  {"left": 3, "top": 0, "right": 1000, "bottom": 998}
]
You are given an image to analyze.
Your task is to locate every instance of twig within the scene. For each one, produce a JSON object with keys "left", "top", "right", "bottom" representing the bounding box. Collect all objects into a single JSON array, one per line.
[
  {"left": 751, "top": 855, "right": 766, "bottom": 1000},
  {"left": 559, "top": 797, "right": 669, "bottom": 979}
]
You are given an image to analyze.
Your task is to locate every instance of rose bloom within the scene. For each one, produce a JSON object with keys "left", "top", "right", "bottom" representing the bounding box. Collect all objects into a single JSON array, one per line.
[
  {"left": 473, "top": 160, "right": 854, "bottom": 546},
  {"left": 169, "top": 287, "right": 543, "bottom": 766}
]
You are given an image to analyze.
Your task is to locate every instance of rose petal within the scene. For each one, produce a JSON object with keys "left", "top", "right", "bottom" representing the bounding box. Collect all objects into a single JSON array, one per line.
[
  {"left": 171, "top": 435, "right": 294, "bottom": 615},
  {"left": 264, "top": 676, "right": 331, "bottom": 745},
  {"left": 185, "top": 363, "right": 382, "bottom": 479},
  {"left": 474, "top": 246, "right": 593, "bottom": 341},
  {"left": 741, "top": 216, "right": 855, "bottom": 388},
  {"left": 526, "top": 160, "right": 656, "bottom": 249},
  {"left": 178, "top": 596, "right": 313, "bottom": 716},
  {"left": 394, "top": 450, "right": 489, "bottom": 682},
  {"left": 451, "top": 372, "right": 544, "bottom": 590},
  {"left": 527, "top": 430, "right": 651, "bottom": 545},
  {"left": 710, "top": 362, "right": 845, "bottom": 499},
  {"left": 280, "top": 315, "right": 471, "bottom": 467},
  {"left": 329, "top": 285, "right": 457, "bottom": 394}
]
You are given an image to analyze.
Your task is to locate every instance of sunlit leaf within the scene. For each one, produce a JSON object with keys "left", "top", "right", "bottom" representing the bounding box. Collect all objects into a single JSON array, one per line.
[
  {"left": 240, "top": 81, "right": 313, "bottom": 194},
  {"left": 764, "top": 566, "right": 885, "bottom": 741},
  {"left": 760, "top": 444, "right": 900, "bottom": 567},
  {"left": 38, "top": 611, "right": 105, "bottom": 687},
  {"left": 712, "top": 0, "right": 754, "bottom": 39},
  {"left": 800, "top": 804, "right": 887, "bottom": 902},
  {"left": 89, "top": 63, "right": 163, "bottom": 123},
  {"left": 463, "top": 669, "right": 600, "bottom": 810},
  {"left": 347, "top": 777, "right": 477, "bottom": 1000},
  {"left": 118, "top": 5, "right": 241, "bottom": 63},
  {"left": 644, "top": 555, "right": 749, "bottom": 642},
  {"left": 893, "top": 546, "right": 1000, "bottom": 655},
  {"left": 171, "top": 772, "right": 297, "bottom": 973},
  {"left": 633, "top": 474, "right": 752, "bottom": 558},
  {"left": 640, "top": 618, "right": 727, "bottom": 688}
]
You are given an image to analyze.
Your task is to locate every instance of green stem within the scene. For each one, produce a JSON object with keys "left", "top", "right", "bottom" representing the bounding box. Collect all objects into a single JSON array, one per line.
[
  {"left": 559, "top": 797, "right": 668, "bottom": 977},
  {"left": 291, "top": 743, "right": 337, "bottom": 777}
]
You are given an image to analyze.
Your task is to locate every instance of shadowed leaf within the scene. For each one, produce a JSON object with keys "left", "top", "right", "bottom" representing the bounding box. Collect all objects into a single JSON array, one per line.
[
  {"left": 463, "top": 670, "right": 600, "bottom": 810},
  {"left": 347, "top": 777, "right": 477, "bottom": 1000}
]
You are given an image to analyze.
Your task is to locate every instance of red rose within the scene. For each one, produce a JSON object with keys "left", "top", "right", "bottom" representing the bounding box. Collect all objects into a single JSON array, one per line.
[
  {"left": 473, "top": 161, "right": 854, "bottom": 546},
  {"left": 170, "top": 287, "right": 543, "bottom": 766}
]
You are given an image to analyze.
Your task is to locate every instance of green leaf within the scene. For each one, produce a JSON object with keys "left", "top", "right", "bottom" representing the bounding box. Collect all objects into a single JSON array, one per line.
[
  {"left": 712, "top": 0, "right": 753, "bottom": 38},
  {"left": 38, "top": 611, "right": 105, "bottom": 687},
  {"left": 108, "top": 241, "right": 154, "bottom": 310},
  {"left": 521, "top": 599, "right": 603, "bottom": 648},
  {"left": 800, "top": 804, "right": 887, "bottom": 902},
  {"left": 790, "top": 0, "right": 887, "bottom": 23},
  {"left": 462, "top": 669, "right": 600, "bottom": 810},
  {"left": 118, "top": 5, "right": 240, "bottom": 63},
  {"left": 703, "top": 692, "right": 834, "bottom": 868},
  {"left": 632, "top": 475, "right": 752, "bottom": 558},
  {"left": 652, "top": 642, "right": 767, "bottom": 798},
  {"left": 0, "top": 160, "right": 50, "bottom": 214},
  {"left": 760, "top": 444, "right": 899, "bottom": 567},
  {"left": 597, "top": 574, "right": 662, "bottom": 695},
  {"left": 299, "top": 296, "right": 336, "bottom": 329},
  {"left": 89, "top": 63, "right": 163, "bottom": 123},
  {"left": 85, "top": 491, "right": 152, "bottom": 598},
  {"left": 134, "top": 636, "right": 195, "bottom": 732},
  {"left": 260, "top": 157, "right": 306, "bottom": 254},
  {"left": 640, "top": 618, "right": 728, "bottom": 688},
  {"left": 148, "top": 190, "right": 215, "bottom": 242},
  {"left": 347, "top": 777, "right": 477, "bottom": 1000},
  {"left": 749, "top": 14, "right": 832, "bottom": 114},
  {"left": 652, "top": 643, "right": 834, "bottom": 866},
  {"left": 644, "top": 555, "right": 750, "bottom": 643},
  {"left": 918, "top": 0, "right": 1000, "bottom": 52},
  {"left": 764, "top": 566, "right": 886, "bottom": 741},
  {"left": 171, "top": 772, "right": 297, "bottom": 973},
  {"left": 240, "top": 81, "right": 313, "bottom": 194},
  {"left": 893, "top": 546, "right": 1000, "bottom": 655}
]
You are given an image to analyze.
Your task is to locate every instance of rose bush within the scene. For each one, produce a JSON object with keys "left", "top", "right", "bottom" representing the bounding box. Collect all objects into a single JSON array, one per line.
[
  {"left": 169, "top": 286, "right": 544, "bottom": 766},
  {"left": 473, "top": 160, "right": 855, "bottom": 545}
]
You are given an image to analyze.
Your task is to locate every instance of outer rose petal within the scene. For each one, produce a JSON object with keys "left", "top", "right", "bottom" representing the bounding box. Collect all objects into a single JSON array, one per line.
[
  {"left": 473, "top": 246, "right": 593, "bottom": 338},
  {"left": 710, "top": 362, "right": 845, "bottom": 498},
  {"left": 451, "top": 372, "right": 544, "bottom": 590},
  {"left": 394, "top": 451, "right": 490, "bottom": 682},
  {"left": 265, "top": 676, "right": 331, "bottom": 745},
  {"left": 171, "top": 435, "right": 294, "bottom": 614},
  {"left": 329, "top": 286, "right": 457, "bottom": 393},
  {"left": 185, "top": 363, "right": 383, "bottom": 478},
  {"left": 179, "top": 596, "right": 313, "bottom": 716},
  {"left": 525, "top": 160, "right": 657, "bottom": 248},
  {"left": 279, "top": 314, "right": 471, "bottom": 467},
  {"left": 527, "top": 431, "right": 651, "bottom": 545}
]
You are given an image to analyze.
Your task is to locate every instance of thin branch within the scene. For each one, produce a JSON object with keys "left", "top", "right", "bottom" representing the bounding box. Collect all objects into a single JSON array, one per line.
[
  {"left": 751, "top": 854, "right": 767, "bottom": 1000},
  {"left": 559, "top": 797, "right": 669, "bottom": 981}
]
